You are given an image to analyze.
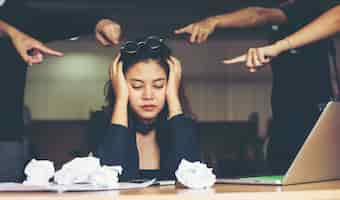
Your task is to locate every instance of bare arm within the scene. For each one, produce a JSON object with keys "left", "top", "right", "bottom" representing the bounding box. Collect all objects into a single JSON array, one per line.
[
  {"left": 109, "top": 54, "right": 129, "bottom": 127},
  {"left": 274, "top": 5, "right": 340, "bottom": 53},
  {"left": 0, "top": 20, "right": 63, "bottom": 65},
  {"left": 212, "top": 7, "right": 287, "bottom": 29},
  {"left": 166, "top": 57, "right": 184, "bottom": 119},
  {"left": 223, "top": 5, "right": 340, "bottom": 72},
  {"left": 0, "top": 20, "right": 16, "bottom": 37},
  {"left": 175, "top": 7, "right": 287, "bottom": 43}
]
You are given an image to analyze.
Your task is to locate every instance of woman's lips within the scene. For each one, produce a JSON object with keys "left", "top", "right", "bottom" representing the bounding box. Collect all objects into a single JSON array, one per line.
[{"left": 141, "top": 105, "right": 156, "bottom": 111}]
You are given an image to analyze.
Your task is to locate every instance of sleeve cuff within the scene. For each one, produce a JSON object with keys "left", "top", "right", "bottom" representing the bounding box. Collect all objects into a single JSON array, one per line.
[
  {"left": 111, "top": 123, "right": 128, "bottom": 129},
  {"left": 168, "top": 114, "right": 196, "bottom": 130}
]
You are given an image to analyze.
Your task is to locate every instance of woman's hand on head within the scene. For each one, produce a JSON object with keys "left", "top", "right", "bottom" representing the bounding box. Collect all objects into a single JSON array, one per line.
[
  {"left": 95, "top": 19, "right": 121, "bottom": 46},
  {"left": 110, "top": 54, "right": 129, "bottom": 104},
  {"left": 166, "top": 56, "right": 183, "bottom": 118},
  {"left": 166, "top": 56, "right": 182, "bottom": 99}
]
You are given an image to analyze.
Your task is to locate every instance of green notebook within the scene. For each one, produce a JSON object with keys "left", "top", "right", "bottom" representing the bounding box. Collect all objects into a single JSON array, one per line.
[
  {"left": 240, "top": 175, "right": 284, "bottom": 182},
  {"left": 217, "top": 175, "right": 284, "bottom": 185}
]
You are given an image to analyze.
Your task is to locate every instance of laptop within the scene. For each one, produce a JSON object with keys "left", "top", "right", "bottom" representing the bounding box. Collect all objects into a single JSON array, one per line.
[{"left": 217, "top": 101, "right": 340, "bottom": 185}]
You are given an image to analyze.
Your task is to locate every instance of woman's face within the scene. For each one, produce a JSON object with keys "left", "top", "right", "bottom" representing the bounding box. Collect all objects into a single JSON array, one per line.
[{"left": 126, "top": 60, "right": 167, "bottom": 123}]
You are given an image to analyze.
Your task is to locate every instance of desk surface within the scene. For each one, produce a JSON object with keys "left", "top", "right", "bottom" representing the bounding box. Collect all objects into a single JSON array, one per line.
[{"left": 1, "top": 180, "right": 340, "bottom": 200}]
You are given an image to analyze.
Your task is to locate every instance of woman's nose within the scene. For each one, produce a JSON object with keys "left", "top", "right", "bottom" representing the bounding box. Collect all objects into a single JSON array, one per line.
[{"left": 142, "top": 86, "right": 154, "bottom": 99}]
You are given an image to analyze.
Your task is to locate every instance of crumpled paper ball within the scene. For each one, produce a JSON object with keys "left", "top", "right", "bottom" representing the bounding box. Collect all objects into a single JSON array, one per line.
[
  {"left": 23, "top": 159, "right": 55, "bottom": 186},
  {"left": 54, "top": 157, "right": 101, "bottom": 185},
  {"left": 175, "top": 159, "right": 216, "bottom": 189},
  {"left": 88, "top": 165, "right": 123, "bottom": 187},
  {"left": 23, "top": 157, "right": 122, "bottom": 187},
  {"left": 54, "top": 157, "right": 122, "bottom": 187}
]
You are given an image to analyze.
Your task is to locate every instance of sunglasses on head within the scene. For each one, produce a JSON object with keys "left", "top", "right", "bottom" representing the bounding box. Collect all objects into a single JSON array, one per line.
[{"left": 120, "top": 36, "right": 164, "bottom": 55}]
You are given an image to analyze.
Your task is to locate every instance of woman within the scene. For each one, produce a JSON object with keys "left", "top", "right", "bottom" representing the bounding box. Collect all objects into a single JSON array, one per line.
[{"left": 95, "top": 36, "right": 199, "bottom": 181}]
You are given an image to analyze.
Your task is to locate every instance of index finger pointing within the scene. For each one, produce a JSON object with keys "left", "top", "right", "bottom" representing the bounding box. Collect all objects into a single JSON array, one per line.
[
  {"left": 34, "top": 43, "right": 63, "bottom": 57},
  {"left": 174, "top": 25, "right": 192, "bottom": 34},
  {"left": 222, "top": 55, "right": 246, "bottom": 64}
]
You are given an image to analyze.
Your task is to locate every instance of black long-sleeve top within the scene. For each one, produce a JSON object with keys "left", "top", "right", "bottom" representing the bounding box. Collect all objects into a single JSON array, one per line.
[{"left": 95, "top": 114, "right": 199, "bottom": 181}]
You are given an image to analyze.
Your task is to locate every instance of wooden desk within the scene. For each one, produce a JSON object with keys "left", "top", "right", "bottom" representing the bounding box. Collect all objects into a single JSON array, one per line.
[{"left": 1, "top": 181, "right": 340, "bottom": 200}]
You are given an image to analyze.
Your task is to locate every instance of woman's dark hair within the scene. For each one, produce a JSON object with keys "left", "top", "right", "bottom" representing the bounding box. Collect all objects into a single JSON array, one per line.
[{"left": 103, "top": 36, "right": 194, "bottom": 119}]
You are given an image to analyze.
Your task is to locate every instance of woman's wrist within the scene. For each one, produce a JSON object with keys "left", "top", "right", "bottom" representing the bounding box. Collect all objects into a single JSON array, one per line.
[
  {"left": 167, "top": 97, "right": 183, "bottom": 118},
  {"left": 114, "top": 99, "right": 128, "bottom": 111},
  {"left": 111, "top": 100, "right": 128, "bottom": 126}
]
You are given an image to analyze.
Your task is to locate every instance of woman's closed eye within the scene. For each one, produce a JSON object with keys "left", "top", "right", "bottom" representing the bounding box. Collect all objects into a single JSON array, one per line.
[
  {"left": 153, "top": 83, "right": 165, "bottom": 89},
  {"left": 153, "top": 80, "right": 165, "bottom": 89},
  {"left": 131, "top": 83, "right": 144, "bottom": 89}
]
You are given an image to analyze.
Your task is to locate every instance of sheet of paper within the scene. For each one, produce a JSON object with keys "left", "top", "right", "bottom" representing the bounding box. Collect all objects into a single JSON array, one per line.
[
  {"left": 0, "top": 183, "right": 56, "bottom": 192},
  {"left": 0, "top": 179, "right": 155, "bottom": 192}
]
